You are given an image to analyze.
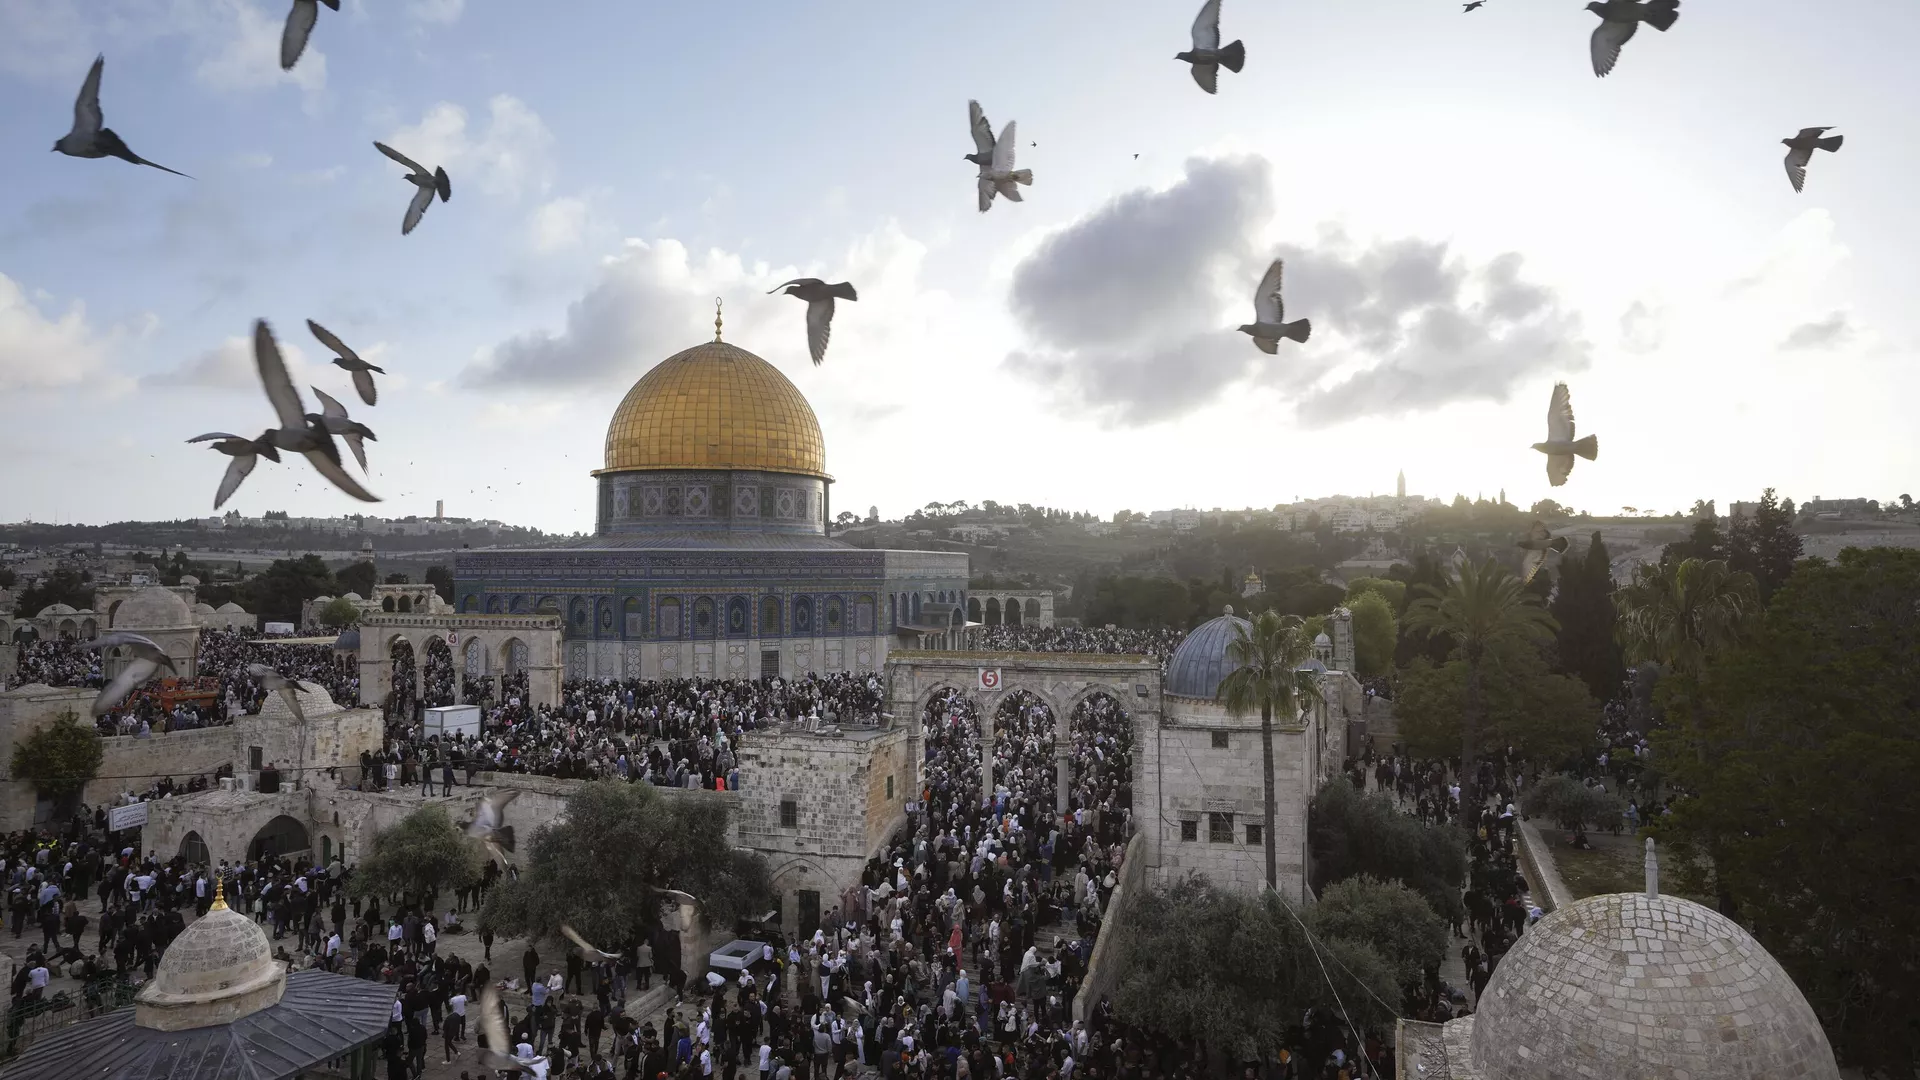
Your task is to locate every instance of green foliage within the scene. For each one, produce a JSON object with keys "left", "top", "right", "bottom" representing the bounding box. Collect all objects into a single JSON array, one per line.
[
  {"left": 480, "top": 781, "right": 771, "bottom": 946},
  {"left": 1550, "top": 533, "right": 1626, "bottom": 701},
  {"left": 1305, "top": 875, "right": 1449, "bottom": 990},
  {"left": 1345, "top": 576, "right": 1406, "bottom": 614},
  {"left": 1519, "top": 774, "right": 1625, "bottom": 832},
  {"left": 10, "top": 710, "right": 104, "bottom": 802},
  {"left": 334, "top": 559, "right": 377, "bottom": 599},
  {"left": 1653, "top": 547, "right": 1920, "bottom": 1075},
  {"left": 1393, "top": 644, "right": 1598, "bottom": 767},
  {"left": 11, "top": 569, "right": 94, "bottom": 618},
  {"left": 424, "top": 565, "right": 455, "bottom": 603},
  {"left": 1081, "top": 575, "right": 1203, "bottom": 629},
  {"left": 1726, "top": 488, "right": 1803, "bottom": 602},
  {"left": 1219, "top": 611, "right": 1323, "bottom": 891},
  {"left": 1346, "top": 591, "right": 1396, "bottom": 676},
  {"left": 1109, "top": 875, "right": 1400, "bottom": 1059},
  {"left": 1614, "top": 558, "right": 1759, "bottom": 679},
  {"left": 317, "top": 597, "right": 361, "bottom": 628},
  {"left": 350, "top": 803, "right": 483, "bottom": 902},
  {"left": 1662, "top": 516, "right": 1729, "bottom": 565},
  {"left": 1309, "top": 779, "right": 1468, "bottom": 922},
  {"left": 240, "top": 554, "right": 337, "bottom": 623},
  {"left": 0, "top": 568, "right": 14, "bottom": 589}
]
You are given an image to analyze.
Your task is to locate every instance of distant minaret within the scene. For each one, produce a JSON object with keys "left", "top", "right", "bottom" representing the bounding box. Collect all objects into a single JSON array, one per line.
[
  {"left": 1396, "top": 470, "right": 1406, "bottom": 499},
  {"left": 1499, "top": 488, "right": 1506, "bottom": 506}
]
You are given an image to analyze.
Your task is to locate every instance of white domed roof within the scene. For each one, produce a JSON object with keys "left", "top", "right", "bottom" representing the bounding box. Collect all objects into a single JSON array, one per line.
[
  {"left": 1470, "top": 892, "right": 1839, "bottom": 1080},
  {"left": 180, "top": 575, "right": 201, "bottom": 586},
  {"left": 37, "top": 603, "right": 76, "bottom": 617},
  {"left": 134, "top": 896, "right": 285, "bottom": 1030},
  {"left": 193, "top": 602, "right": 217, "bottom": 614},
  {"left": 114, "top": 586, "right": 194, "bottom": 629},
  {"left": 341, "top": 591, "right": 364, "bottom": 602},
  {"left": 217, "top": 601, "right": 247, "bottom": 614}
]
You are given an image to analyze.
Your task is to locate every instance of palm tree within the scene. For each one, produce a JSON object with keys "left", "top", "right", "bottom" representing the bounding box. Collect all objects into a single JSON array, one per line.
[
  {"left": 1218, "top": 610, "right": 1324, "bottom": 891},
  {"left": 1614, "top": 557, "right": 1759, "bottom": 678},
  {"left": 1403, "top": 558, "right": 1558, "bottom": 820}
]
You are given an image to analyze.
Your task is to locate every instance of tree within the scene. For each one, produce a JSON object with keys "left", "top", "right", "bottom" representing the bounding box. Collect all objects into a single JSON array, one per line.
[
  {"left": 480, "top": 781, "right": 771, "bottom": 947},
  {"left": 1614, "top": 558, "right": 1758, "bottom": 680},
  {"left": 0, "top": 568, "right": 16, "bottom": 589},
  {"left": 318, "top": 597, "right": 361, "bottom": 629},
  {"left": 1219, "top": 611, "right": 1323, "bottom": 892},
  {"left": 1726, "top": 488, "right": 1802, "bottom": 601},
  {"left": 350, "top": 803, "right": 483, "bottom": 903},
  {"left": 1109, "top": 875, "right": 1400, "bottom": 1060},
  {"left": 1551, "top": 532, "right": 1626, "bottom": 701},
  {"left": 1394, "top": 645, "right": 1598, "bottom": 768},
  {"left": 384, "top": 572, "right": 411, "bottom": 585},
  {"left": 334, "top": 559, "right": 377, "bottom": 598},
  {"left": 1346, "top": 591, "right": 1396, "bottom": 676},
  {"left": 1662, "top": 516, "right": 1729, "bottom": 564},
  {"left": 1518, "top": 774, "right": 1625, "bottom": 832},
  {"left": 240, "top": 555, "right": 336, "bottom": 623},
  {"left": 1305, "top": 876, "right": 1449, "bottom": 991},
  {"left": 1688, "top": 498, "right": 1716, "bottom": 519},
  {"left": 1403, "top": 560, "right": 1557, "bottom": 815},
  {"left": 1653, "top": 548, "right": 1920, "bottom": 1075},
  {"left": 424, "top": 566, "right": 455, "bottom": 604},
  {"left": 1531, "top": 498, "right": 1567, "bottom": 519},
  {"left": 10, "top": 711, "right": 104, "bottom": 814},
  {"left": 1309, "top": 779, "right": 1468, "bottom": 922},
  {"left": 1344, "top": 577, "right": 1407, "bottom": 614},
  {"left": 11, "top": 569, "right": 94, "bottom": 617}
]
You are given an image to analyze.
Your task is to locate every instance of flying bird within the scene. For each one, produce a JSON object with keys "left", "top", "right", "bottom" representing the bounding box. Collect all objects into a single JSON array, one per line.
[
  {"left": 1464, "top": 1, "right": 1486, "bottom": 9},
  {"left": 280, "top": 0, "right": 338, "bottom": 71},
  {"left": 310, "top": 386, "right": 377, "bottom": 472},
  {"left": 976, "top": 119, "right": 1034, "bottom": 213},
  {"left": 768, "top": 279, "right": 858, "bottom": 366},
  {"left": 308, "top": 320, "right": 384, "bottom": 405},
  {"left": 478, "top": 985, "right": 541, "bottom": 1075},
  {"left": 561, "top": 924, "right": 619, "bottom": 964},
  {"left": 252, "top": 320, "right": 380, "bottom": 502},
  {"left": 964, "top": 100, "right": 997, "bottom": 168},
  {"left": 52, "top": 56, "right": 191, "bottom": 178},
  {"left": 1176, "top": 0, "right": 1246, "bottom": 95},
  {"left": 1781, "top": 127, "right": 1843, "bottom": 193},
  {"left": 463, "top": 789, "right": 519, "bottom": 864},
  {"left": 1532, "top": 382, "right": 1599, "bottom": 487},
  {"left": 1587, "top": 0, "right": 1679, "bottom": 78},
  {"left": 246, "top": 663, "right": 312, "bottom": 725},
  {"left": 1236, "top": 259, "right": 1312, "bottom": 354},
  {"left": 77, "top": 633, "right": 178, "bottom": 717},
  {"left": 373, "top": 142, "right": 451, "bottom": 235},
  {"left": 188, "top": 431, "right": 282, "bottom": 509},
  {"left": 1515, "top": 520, "right": 1569, "bottom": 584}
]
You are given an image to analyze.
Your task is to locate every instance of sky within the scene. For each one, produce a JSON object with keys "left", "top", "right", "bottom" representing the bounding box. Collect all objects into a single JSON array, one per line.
[{"left": 1, "top": 0, "right": 1915, "bottom": 535}]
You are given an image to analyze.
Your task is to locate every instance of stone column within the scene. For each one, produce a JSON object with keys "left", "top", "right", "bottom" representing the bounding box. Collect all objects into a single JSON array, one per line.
[
  {"left": 1055, "top": 748, "right": 1071, "bottom": 817},
  {"left": 526, "top": 663, "right": 562, "bottom": 710},
  {"left": 979, "top": 705, "right": 994, "bottom": 809}
]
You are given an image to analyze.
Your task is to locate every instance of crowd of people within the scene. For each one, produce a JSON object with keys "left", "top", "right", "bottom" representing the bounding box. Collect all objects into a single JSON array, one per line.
[{"left": 966, "top": 626, "right": 1185, "bottom": 662}]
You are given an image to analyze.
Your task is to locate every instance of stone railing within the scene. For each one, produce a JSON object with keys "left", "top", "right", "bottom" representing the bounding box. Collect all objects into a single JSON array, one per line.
[
  {"left": 1516, "top": 816, "right": 1574, "bottom": 911},
  {"left": 1072, "top": 829, "right": 1146, "bottom": 1023}
]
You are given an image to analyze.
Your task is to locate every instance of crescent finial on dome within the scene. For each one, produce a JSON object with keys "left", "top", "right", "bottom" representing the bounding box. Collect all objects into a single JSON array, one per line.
[{"left": 714, "top": 297, "right": 724, "bottom": 343}]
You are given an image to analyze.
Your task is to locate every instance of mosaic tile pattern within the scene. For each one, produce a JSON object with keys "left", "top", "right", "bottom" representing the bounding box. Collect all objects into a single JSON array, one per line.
[
  {"left": 1470, "top": 893, "right": 1840, "bottom": 1080},
  {"left": 601, "top": 341, "right": 828, "bottom": 478}
]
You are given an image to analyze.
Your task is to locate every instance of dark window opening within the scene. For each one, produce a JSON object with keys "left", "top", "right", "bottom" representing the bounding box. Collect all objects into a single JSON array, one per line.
[
  {"left": 780, "top": 799, "right": 798, "bottom": 828},
  {"left": 1209, "top": 812, "right": 1233, "bottom": 843},
  {"left": 1211, "top": 731, "right": 1229, "bottom": 750},
  {"left": 1180, "top": 819, "right": 1198, "bottom": 842}
]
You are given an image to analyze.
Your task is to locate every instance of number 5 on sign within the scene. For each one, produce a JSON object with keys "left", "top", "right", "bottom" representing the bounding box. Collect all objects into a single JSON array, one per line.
[{"left": 977, "top": 668, "right": 1002, "bottom": 692}]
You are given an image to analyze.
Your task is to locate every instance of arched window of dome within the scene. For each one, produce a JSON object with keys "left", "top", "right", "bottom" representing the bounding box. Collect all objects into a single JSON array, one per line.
[
  {"left": 727, "top": 597, "right": 749, "bottom": 636},
  {"left": 693, "top": 597, "right": 716, "bottom": 637},
  {"left": 825, "top": 597, "right": 843, "bottom": 633},
  {"left": 761, "top": 596, "right": 782, "bottom": 637},
  {"left": 462, "top": 595, "right": 480, "bottom": 614},
  {"left": 659, "top": 598, "right": 682, "bottom": 639},
  {"left": 854, "top": 596, "right": 874, "bottom": 634},
  {"left": 794, "top": 596, "right": 813, "bottom": 634},
  {"left": 624, "top": 597, "right": 644, "bottom": 637},
  {"left": 487, "top": 595, "right": 507, "bottom": 615},
  {"left": 536, "top": 596, "right": 562, "bottom": 616}
]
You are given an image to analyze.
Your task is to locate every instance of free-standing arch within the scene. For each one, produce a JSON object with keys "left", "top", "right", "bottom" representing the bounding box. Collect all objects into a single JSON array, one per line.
[
  {"left": 248, "top": 815, "right": 311, "bottom": 862},
  {"left": 358, "top": 613, "right": 562, "bottom": 711}
]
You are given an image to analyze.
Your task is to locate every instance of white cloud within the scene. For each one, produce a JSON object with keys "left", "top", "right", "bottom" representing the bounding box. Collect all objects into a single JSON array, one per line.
[
  {"left": 384, "top": 95, "right": 554, "bottom": 200},
  {"left": 407, "top": 0, "right": 465, "bottom": 23},
  {"left": 528, "top": 196, "right": 591, "bottom": 253},
  {"left": 0, "top": 273, "right": 114, "bottom": 392},
  {"left": 142, "top": 330, "right": 316, "bottom": 390},
  {"left": 193, "top": 0, "right": 328, "bottom": 102}
]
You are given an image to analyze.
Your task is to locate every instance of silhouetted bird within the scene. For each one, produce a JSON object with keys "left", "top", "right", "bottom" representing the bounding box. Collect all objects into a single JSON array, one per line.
[
  {"left": 78, "top": 634, "right": 178, "bottom": 717},
  {"left": 52, "top": 56, "right": 191, "bottom": 177},
  {"left": 1532, "top": 382, "right": 1599, "bottom": 487},
  {"left": 373, "top": 141, "right": 451, "bottom": 235},
  {"left": 308, "top": 320, "right": 385, "bottom": 406},
  {"left": 1236, "top": 259, "right": 1312, "bottom": 354},
  {"left": 976, "top": 119, "right": 1033, "bottom": 213},
  {"left": 252, "top": 320, "right": 380, "bottom": 502},
  {"left": 281, "top": 0, "right": 339, "bottom": 71},
  {"left": 1516, "top": 520, "right": 1569, "bottom": 583},
  {"left": 1587, "top": 0, "right": 1679, "bottom": 78},
  {"left": 1781, "top": 127, "right": 1843, "bottom": 193},
  {"left": 768, "top": 278, "right": 859, "bottom": 366},
  {"left": 1464, "top": 1, "right": 1486, "bottom": 10},
  {"left": 188, "top": 431, "right": 282, "bottom": 508},
  {"left": 1176, "top": 0, "right": 1246, "bottom": 95}
]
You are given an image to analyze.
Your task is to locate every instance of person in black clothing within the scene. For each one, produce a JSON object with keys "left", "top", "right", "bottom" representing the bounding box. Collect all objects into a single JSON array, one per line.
[
  {"left": 523, "top": 945, "right": 539, "bottom": 991},
  {"left": 586, "top": 1002, "right": 606, "bottom": 1061},
  {"left": 567, "top": 947, "right": 584, "bottom": 995}
]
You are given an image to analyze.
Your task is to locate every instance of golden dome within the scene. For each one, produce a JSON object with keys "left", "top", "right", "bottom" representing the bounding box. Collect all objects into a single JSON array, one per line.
[{"left": 599, "top": 339, "right": 828, "bottom": 478}]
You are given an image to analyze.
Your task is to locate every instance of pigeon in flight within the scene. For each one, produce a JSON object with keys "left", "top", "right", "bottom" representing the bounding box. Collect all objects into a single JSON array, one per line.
[
  {"left": 478, "top": 986, "right": 541, "bottom": 1075},
  {"left": 252, "top": 320, "right": 380, "bottom": 502},
  {"left": 307, "top": 320, "right": 384, "bottom": 406},
  {"left": 52, "top": 56, "right": 191, "bottom": 178},
  {"left": 311, "top": 386, "right": 377, "bottom": 472},
  {"left": 1236, "top": 259, "right": 1312, "bottom": 354},
  {"left": 463, "top": 789, "right": 519, "bottom": 865},
  {"left": 1176, "top": 0, "right": 1246, "bottom": 95},
  {"left": 188, "top": 431, "right": 282, "bottom": 509},
  {"left": 965, "top": 100, "right": 997, "bottom": 168},
  {"left": 246, "top": 663, "right": 313, "bottom": 725},
  {"left": 1515, "top": 520, "right": 1569, "bottom": 583},
  {"left": 768, "top": 279, "right": 858, "bottom": 366},
  {"left": 280, "top": 0, "right": 338, "bottom": 71},
  {"left": 77, "top": 633, "right": 178, "bottom": 717},
  {"left": 1464, "top": 1, "right": 1486, "bottom": 9},
  {"left": 1781, "top": 127, "right": 1843, "bottom": 193},
  {"left": 976, "top": 119, "right": 1034, "bottom": 213},
  {"left": 561, "top": 925, "right": 619, "bottom": 964},
  {"left": 373, "top": 142, "right": 451, "bottom": 235},
  {"left": 1587, "top": 0, "right": 1679, "bottom": 78},
  {"left": 1532, "top": 381, "right": 1599, "bottom": 487}
]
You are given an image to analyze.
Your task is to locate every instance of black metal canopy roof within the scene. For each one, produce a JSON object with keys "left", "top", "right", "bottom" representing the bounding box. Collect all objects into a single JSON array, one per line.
[{"left": 1, "top": 971, "right": 398, "bottom": 1080}]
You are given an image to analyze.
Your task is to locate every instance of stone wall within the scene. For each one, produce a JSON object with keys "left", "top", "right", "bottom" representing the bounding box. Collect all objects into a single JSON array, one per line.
[
  {"left": 0, "top": 645, "right": 15, "bottom": 683},
  {"left": 1072, "top": 830, "right": 1145, "bottom": 1023},
  {"left": 0, "top": 684, "right": 96, "bottom": 829}
]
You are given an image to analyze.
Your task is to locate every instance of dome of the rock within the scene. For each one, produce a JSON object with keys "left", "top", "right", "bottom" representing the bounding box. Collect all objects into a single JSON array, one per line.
[{"left": 600, "top": 339, "right": 827, "bottom": 479}]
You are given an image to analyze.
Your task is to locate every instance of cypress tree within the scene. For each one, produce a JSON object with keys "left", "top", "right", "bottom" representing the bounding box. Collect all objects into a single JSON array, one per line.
[{"left": 1550, "top": 532, "right": 1626, "bottom": 701}]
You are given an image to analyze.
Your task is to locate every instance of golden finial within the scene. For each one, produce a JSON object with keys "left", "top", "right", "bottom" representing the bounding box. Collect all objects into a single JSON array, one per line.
[
  {"left": 714, "top": 297, "right": 724, "bottom": 343},
  {"left": 210, "top": 875, "right": 228, "bottom": 912}
]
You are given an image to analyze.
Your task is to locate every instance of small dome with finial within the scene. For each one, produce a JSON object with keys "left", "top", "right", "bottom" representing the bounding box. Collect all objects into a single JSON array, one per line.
[{"left": 134, "top": 876, "right": 286, "bottom": 1031}]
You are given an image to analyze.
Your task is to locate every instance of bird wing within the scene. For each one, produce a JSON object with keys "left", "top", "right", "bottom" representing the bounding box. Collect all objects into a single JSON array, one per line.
[
  {"left": 312, "top": 385, "right": 349, "bottom": 421},
  {"left": 278, "top": 686, "right": 308, "bottom": 725},
  {"left": 561, "top": 924, "right": 608, "bottom": 960},
  {"left": 1191, "top": 0, "right": 1223, "bottom": 50},
  {"left": 306, "top": 319, "right": 358, "bottom": 362},
  {"left": 1546, "top": 453, "right": 1574, "bottom": 487},
  {"left": 1546, "top": 381, "right": 1575, "bottom": 442},
  {"left": 659, "top": 888, "right": 699, "bottom": 907},
  {"left": 486, "top": 788, "right": 521, "bottom": 820},
  {"left": 1253, "top": 259, "right": 1286, "bottom": 323},
  {"left": 1188, "top": 61, "right": 1218, "bottom": 94},
  {"left": 1252, "top": 335, "right": 1278, "bottom": 355},
  {"left": 1526, "top": 519, "right": 1552, "bottom": 545},
  {"left": 82, "top": 632, "right": 170, "bottom": 662},
  {"left": 281, "top": 0, "right": 318, "bottom": 71},
  {"left": 252, "top": 321, "right": 309, "bottom": 430},
  {"left": 479, "top": 986, "right": 515, "bottom": 1060},
  {"left": 342, "top": 432, "right": 369, "bottom": 472},
  {"left": 1783, "top": 145, "right": 1812, "bottom": 192},
  {"left": 805, "top": 297, "right": 836, "bottom": 367},
  {"left": 1521, "top": 547, "right": 1548, "bottom": 584},
  {"left": 1590, "top": 18, "right": 1636, "bottom": 77},
  {"left": 73, "top": 55, "right": 105, "bottom": 137},
  {"left": 188, "top": 432, "right": 244, "bottom": 443},
  {"left": 216, "top": 452, "right": 257, "bottom": 509},
  {"left": 766, "top": 278, "right": 817, "bottom": 295},
  {"left": 351, "top": 367, "right": 378, "bottom": 407},
  {"left": 968, "top": 100, "right": 996, "bottom": 157},
  {"left": 403, "top": 182, "right": 435, "bottom": 235},
  {"left": 374, "top": 141, "right": 426, "bottom": 174},
  {"left": 977, "top": 173, "right": 996, "bottom": 213},
  {"left": 1794, "top": 126, "right": 1832, "bottom": 140},
  {"left": 304, "top": 447, "right": 381, "bottom": 501},
  {"left": 93, "top": 657, "right": 161, "bottom": 717},
  {"left": 246, "top": 663, "right": 280, "bottom": 684},
  {"left": 992, "top": 121, "right": 1018, "bottom": 173}
]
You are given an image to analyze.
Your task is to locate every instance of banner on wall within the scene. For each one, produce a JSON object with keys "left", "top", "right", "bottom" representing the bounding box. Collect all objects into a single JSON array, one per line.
[
  {"left": 108, "top": 802, "right": 148, "bottom": 832},
  {"left": 977, "top": 669, "right": 1002, "bottom": 692}
]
